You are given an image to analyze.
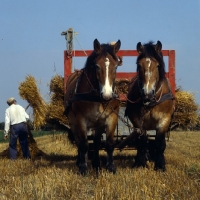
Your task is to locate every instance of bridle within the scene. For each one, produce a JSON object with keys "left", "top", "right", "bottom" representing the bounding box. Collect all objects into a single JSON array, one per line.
[{"left": 137, "top": 58, "right": 164, "bottom": 106}]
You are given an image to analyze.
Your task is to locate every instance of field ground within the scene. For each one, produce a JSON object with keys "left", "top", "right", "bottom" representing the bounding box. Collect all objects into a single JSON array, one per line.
[{"left": 0, "top": 131, "right": 199, "bottom": 199}]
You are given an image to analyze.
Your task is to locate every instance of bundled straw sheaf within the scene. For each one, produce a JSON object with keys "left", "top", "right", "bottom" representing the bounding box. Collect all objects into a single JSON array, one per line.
[
  {"left": 50, "top": 75, "right": 64, "bottom": 96},
  {"left": 172, "top": 88, "right": 200, "bottom": 129},
  {"left": 18, "top": 75, "right": 48, "bottom": 129},
  {"left": 47, "top": 75, "right": 69, "bottom": 127}
]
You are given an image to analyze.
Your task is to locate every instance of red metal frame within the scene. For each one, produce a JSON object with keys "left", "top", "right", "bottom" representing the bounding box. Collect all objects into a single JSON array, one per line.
[{"left": 64, "top": 50, "right": 176, "bottom": 98}]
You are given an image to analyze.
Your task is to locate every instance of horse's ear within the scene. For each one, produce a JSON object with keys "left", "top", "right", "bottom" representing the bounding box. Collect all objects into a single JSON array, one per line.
[
  {"left": 155, "top": 40, "right": 162, "bottom": 53},
  {"left": 113, "top": 40, "right": 121, "bottom": 53},
  {"left": 94, "top": 39, "right": 101, "bottom": 54},
  {"left": 137, "top": 42, "right": 144, "bottom": 54}
]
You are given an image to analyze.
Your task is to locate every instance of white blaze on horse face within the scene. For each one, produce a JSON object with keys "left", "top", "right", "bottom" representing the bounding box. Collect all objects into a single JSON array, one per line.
[
  {"left": 143, "top": 58, "right": 156, "bottom": 95},
  {"left": 101, "top": 57, "right": 113, "bottom": 100}
]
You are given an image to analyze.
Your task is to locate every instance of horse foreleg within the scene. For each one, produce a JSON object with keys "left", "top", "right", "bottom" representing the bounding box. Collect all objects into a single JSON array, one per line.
[
  {"left": 78, "top": 140, "right": 88, "bottom": 175},
  {"left": 76, "top": 134, "right": 88, "bottom": 175},
  {"left": 92, "top": 127, "right": 104, "bottom": 173},
  {"left": 154, "top": 133, "right": 166, "bottom": 171},
  {"left": 105, "top": 134, "right": 116, "bottom": 173},
  {"left": 147, "top": 139, "right": 156, "bottom": 161},
  {"left": 134, "top": 134, "right": 148, "bottom": 168}
]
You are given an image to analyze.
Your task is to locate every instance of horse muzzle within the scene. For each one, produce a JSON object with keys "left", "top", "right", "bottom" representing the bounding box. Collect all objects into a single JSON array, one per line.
[
  {"left": 141, "top": 90, "right": 155, "bottom": 105},
  {"left": 101, "top": 92, "right": 118, "bottom": 101}
]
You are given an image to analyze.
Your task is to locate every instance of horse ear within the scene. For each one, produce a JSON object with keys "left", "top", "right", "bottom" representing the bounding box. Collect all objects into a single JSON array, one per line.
[
  {"left": 113, "top": 40, "right": 121, "bottom": 53},
  {"left": 137, "top": 42, "right": 144, "bottom": 54},
  {"left": 94, "top": 39, "right": 101, "bottom": 54},
  {"left": 155, "top": 40, "right": 162, "bottom": 53}
]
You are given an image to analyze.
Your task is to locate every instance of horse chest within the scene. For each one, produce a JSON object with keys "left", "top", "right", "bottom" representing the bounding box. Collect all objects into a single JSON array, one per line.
[
  {"left": 71, "top": 101, "right": 110, "bottom": 121},
  {"left": 132, "top": 106, "right": 171, "bottom": 130}
]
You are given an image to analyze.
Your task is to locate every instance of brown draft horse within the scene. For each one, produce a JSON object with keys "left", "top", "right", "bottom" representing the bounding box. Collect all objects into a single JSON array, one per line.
[
  {"left": 125, "top": 41, "right": 175, "bottom": 171},
  {"left": 64, "top": 39, "right": 121, "bottom": 174}
]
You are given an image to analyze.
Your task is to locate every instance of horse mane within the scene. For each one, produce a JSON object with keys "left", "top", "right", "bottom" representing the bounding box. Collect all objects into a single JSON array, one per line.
[
  {"left": 137, "top": 41, "right": 166, "bottom": 80},
  {"left": 83, "top": 43, "right": 118, "bottom": 69}
]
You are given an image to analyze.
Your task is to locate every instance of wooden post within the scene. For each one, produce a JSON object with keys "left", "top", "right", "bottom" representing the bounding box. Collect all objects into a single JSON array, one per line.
[
  {"left": 168, "top": 50, "right": 176, "bottom": 95},
  {"left": 64, "top": 51, "right": 72, "bottom": 94}
]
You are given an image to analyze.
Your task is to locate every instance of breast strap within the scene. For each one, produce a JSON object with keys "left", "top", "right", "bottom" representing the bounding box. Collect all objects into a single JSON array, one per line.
[{"left": 147, "top": 92, "right": 175, "bottom": 107}]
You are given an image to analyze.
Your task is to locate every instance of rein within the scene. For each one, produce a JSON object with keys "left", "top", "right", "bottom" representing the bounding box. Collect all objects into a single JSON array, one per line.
[
  {"left": 116, "top": 88, "right": 141, "bottom": 104},
  {"left": 155, "top": 83, "right": 163, "bottom": 102},
  {"left": 83, "top": 69, "right": 95, "bottom": 90}
]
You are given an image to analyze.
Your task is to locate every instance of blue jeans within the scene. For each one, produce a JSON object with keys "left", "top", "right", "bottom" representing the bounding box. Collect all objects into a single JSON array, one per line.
[{"left": 9, "top": 122, "right": 30, "bottom": 159}]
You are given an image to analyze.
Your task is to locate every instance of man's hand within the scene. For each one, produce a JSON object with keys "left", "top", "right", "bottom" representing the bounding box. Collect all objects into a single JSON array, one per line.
[
  {"left": 4, "top": 135, "right": 8, "bottom": 140},
  {"left": 4, "top": 130, "right": 8, "bottom": 140}
]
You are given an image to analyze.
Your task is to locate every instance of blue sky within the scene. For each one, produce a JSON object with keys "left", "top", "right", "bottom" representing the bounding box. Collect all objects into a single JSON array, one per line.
[{"left": 0, "top": 1, "right": 200, "bottom": 121}]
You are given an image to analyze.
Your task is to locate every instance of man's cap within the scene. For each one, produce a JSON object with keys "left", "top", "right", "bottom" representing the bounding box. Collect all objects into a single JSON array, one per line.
[{"left": 7, "top": 97, "right": 16, "bottom": 105}]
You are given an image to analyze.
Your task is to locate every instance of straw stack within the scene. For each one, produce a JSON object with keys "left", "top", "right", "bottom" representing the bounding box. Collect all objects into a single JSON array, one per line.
[
  {"left": 46, "top": 75, "right": 69, "bottom": 127},
  {"left": 18, "top": 75, "right": 48, "bottom": 129},
  {"left": 172, "top": 88, "right": 200, "bottom": 129}
]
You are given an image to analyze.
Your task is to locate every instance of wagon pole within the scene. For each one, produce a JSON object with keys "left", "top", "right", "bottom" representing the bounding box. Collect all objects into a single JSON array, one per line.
[{"left": 108, "top": 104, "right": 142, "bottom": 150}]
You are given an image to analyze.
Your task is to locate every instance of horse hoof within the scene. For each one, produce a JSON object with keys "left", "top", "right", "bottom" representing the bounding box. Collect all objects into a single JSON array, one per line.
[
  {"left": 78, "top": 164, "right": 88, "bottom": 176},
  {"left": 106, "top": 164, "right": 116, "bottom": 174}
]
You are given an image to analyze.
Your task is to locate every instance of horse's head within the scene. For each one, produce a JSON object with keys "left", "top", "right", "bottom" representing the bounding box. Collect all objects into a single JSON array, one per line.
[
  {"left": 136, "top": 41, "right": 165, "bottom": 104},
  {"left": 92, "top": 39, "right": 121, "bottom": 100}
]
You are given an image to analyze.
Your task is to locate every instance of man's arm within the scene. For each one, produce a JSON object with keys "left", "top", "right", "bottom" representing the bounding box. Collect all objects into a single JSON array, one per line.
[{"left": 4, "top": 110, "right": 10, "bottom": 139}]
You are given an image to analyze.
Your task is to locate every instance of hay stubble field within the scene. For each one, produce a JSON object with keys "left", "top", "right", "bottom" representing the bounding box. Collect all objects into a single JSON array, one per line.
[{"left": 0, "top": 131, "right": 199, "bottom": 200}]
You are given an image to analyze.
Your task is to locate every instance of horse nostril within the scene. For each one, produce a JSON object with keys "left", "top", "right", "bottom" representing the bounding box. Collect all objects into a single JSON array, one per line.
[{"left": 145, "top": 95, "right": 149, "bottom": 100}]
